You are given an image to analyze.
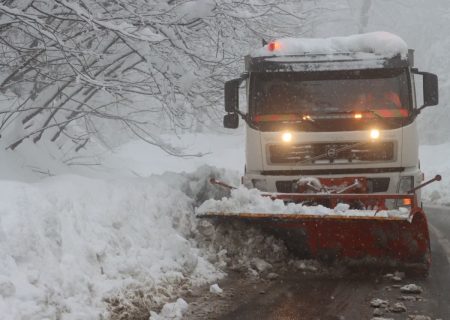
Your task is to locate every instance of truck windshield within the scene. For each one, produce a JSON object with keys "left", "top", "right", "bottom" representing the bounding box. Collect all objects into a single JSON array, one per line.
[{"left": 251, "top": 69, "right": 411, "bottom": 117}]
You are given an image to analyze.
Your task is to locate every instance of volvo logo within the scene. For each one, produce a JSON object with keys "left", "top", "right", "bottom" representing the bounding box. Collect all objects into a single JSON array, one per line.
[{"left": 326, "top": 147, "right": 337, "bottom": 159}]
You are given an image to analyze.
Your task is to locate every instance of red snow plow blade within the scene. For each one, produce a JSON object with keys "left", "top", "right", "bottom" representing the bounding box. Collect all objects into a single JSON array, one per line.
[
  {"left": 198, "top": 177, "right": 442, "bottom": 273},
  {"left": 198, "top": 205, "right": 431, "bottom": 272}
]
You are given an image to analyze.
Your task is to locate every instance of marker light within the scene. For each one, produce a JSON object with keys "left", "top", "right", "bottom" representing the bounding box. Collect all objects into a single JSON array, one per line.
[
  {"left": 354, "top": 113, "right": 362, "bottom": 119},
  {"left": 403, "top": 198, "right": 412, "bottom": 206},
  {"left": 282, "top": 132, "right": 292, "bottom": 142},
  {"left": 268, "top": 41, "right": 281, "bottom": 52},
  {"left": 370, "top": 129, "right": 380, "bottom": 139}
]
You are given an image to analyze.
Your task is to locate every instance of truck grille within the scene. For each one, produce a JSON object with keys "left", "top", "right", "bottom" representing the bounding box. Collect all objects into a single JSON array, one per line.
[
  {"left": 276, "top": 178, "right": 390, "bottom": 193},
  {"left": 269, "top": 142, "right": 395, "bottom": 165}
]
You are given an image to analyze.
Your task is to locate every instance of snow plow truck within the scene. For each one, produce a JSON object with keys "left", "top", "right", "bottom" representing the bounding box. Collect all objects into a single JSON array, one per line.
[{"left": 199, "top": 32, "right": 441, "bottom": 273}]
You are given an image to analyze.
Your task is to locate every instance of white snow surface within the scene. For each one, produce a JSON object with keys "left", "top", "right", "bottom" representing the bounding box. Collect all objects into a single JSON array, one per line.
[
  {"left": 0, "top": 173, "right": 223, "bottom": 319},
  {"left": 400, "top": 284, "right": 423, "bottom": 294},
  {"left": 197, "top": 186, "right": 410, "bottom": 218},
  {"left": 252, "top": 31, "right": 408, "bottom": 59},
  {"left": 209, "top": 283, "right": 223, "bottom": 294},
  {"left": 149, "top": 298, "right": 188, "bottom": 320}
]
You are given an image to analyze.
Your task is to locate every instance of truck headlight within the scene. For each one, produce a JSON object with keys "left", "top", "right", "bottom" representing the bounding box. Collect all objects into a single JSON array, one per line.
[
  {"left": 281, "top": 131, "right": 292, "bottom": 143},
  {"left": 370, "top": 129, "right": 380, "bottom": 140},
  {"left": 398, "top": 176, "right": 414, "bottom": 194}
]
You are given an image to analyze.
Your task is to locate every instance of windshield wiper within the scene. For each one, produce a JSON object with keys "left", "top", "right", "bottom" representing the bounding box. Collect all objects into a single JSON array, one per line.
[
  {"left": 360, "top": 109, "right": 383, "bottom": 119},
  {"left": 274, "top": 114, "right": 318, "bottom": 127},
  {"left": 318, "top": 109, "right": 391, "bottom": 120},
  {"left": 313, "top": 110, "right": 354, "bottom": 118},
  {"left": 299, "top": 114, "right": 317, "bottom": 126}
]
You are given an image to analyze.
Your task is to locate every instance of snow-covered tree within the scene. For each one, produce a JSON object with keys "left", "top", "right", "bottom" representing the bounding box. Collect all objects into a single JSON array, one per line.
[{"left": 0, "top": 0, "right": 325, "bottom": 158}]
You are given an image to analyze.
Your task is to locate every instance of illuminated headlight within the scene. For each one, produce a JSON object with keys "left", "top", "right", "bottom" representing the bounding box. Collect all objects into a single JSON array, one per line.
[
  {"left": 252, "top": 179, "right": 267, "bottom": 191},
  {"left": 281, "top": 132, "right": 292, "bottom": 143},
  {"left": 370, "top": 129, "right": 380, "bottom": 140},
  {"left": 398, "top": 176, "right": 414, "bottom": 194}
]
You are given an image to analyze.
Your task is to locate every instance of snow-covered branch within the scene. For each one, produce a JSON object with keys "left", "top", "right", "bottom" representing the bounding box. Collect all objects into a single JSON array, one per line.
[{"left": 0, "top": 0, "right": 321, "bottom": 157}]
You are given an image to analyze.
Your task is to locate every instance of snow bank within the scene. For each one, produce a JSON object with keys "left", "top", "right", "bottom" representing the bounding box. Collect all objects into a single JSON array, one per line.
[
  {"left": 0, "top": 171, "right": 226, "bottom": 319},
  {"left": 197, "top": 186, "right": 410, "bottom": 218},
  {"left": 0, "top": 161, "right": 288, "bottom": 319},
  {"left": 252, "top": 31, "right": 408, "bottom": 59}
]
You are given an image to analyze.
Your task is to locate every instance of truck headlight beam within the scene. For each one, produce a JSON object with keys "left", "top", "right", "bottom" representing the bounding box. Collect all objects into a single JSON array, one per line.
[
  {"left": 282, "top": 132, "right": 292, "bottom": 143},
  {"left": 370, "top": 129, "right": 380, "bottom": 140}
]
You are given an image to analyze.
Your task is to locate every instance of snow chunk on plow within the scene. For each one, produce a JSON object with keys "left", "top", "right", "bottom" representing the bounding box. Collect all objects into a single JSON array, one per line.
[{"left": 197, "top": 186, "right": 410, "bottom": 219}]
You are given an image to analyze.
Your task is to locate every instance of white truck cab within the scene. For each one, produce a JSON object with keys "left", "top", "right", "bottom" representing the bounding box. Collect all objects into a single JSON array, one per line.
[{"left": 223, "top": 33, "right": 438, "bottom": 207}]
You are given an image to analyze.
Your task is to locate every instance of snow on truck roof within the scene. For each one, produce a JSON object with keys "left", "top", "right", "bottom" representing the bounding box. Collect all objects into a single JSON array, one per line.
[
  {"left": 247, "top": 32, "right": 411, "bottom": 72},
  {"left": 251, "top": 32, "right": 408, "bottom": 59}
]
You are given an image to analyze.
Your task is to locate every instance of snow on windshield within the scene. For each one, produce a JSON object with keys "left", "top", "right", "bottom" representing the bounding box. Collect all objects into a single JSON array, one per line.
[{"left": 252, "top": 32, "right": 408, "bottom": 59}]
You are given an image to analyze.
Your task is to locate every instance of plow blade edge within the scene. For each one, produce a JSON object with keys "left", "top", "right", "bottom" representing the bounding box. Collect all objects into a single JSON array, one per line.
[{"left": 198, "top": 208, "right": 431, "bottom": 271}]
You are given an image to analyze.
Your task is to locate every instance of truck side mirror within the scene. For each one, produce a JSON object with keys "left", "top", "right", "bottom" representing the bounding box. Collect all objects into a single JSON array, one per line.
[
  {"left": 223, "top": 113, "right": 239, "bottom": 129},
  {"left": 413, "top": 69, "right": 439, "bottom": 114},
  {"left": 224, "top": 78, "right": 241, "bottom": 113},
  {"left": 422, "top": 72, "right": 438, "bottom": 107}
]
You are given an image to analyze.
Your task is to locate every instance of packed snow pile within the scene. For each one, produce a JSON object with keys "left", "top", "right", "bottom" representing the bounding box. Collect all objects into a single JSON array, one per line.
[
  {"left": 0, "top": 171, "right": 226, "bottom": 320},
  {"left": 0, "top": 163, "right": 294, "bottom": 319},
  {"left": 197, "top": 186, "right": 410, "bottom": 218},
  {"left": 252, "top": 31, "right": 408, "bottom": 59}
]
